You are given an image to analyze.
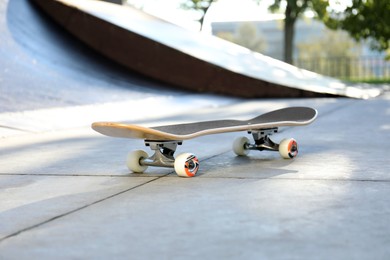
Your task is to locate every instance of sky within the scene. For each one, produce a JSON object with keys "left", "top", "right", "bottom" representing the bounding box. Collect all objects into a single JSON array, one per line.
[{"left": 124, "top": 0, "right": 277, "bottom": 32}]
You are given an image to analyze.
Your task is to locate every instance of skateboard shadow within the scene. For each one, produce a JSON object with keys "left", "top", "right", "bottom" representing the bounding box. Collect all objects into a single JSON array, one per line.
[{"left": 198, "top": 152, "right": 298, "bottom": 178}]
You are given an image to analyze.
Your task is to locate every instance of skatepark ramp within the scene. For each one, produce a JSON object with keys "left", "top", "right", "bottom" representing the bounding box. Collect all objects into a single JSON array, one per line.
[
  {"left": 1, "top": 0, "right": 189, "bottom": 112},
  {"left": 30, "top": 0, "right": 382, "bottom": 99},
  {"left": 0, "top": 0, "right": 381, "bottom": 107}
]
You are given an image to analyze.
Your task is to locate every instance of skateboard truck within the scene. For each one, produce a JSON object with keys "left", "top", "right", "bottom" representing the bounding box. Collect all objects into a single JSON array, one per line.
[
  {"left": 141, "top": 140, "right": 182, "bottom": 168},
  {"left": 246, "top": 128, "right": 280, "bottom": 152},
  {"left": 233, "top": 127, "right": 298, "bottom": 159},
  {"left": 127, "top": 140, "right": 199, "bottom": 178}
]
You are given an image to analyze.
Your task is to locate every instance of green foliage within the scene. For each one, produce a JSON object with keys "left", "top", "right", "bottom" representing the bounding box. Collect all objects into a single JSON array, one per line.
[
  {"left": 216, "top": 22, "right": 267, "bottom": 53},
  {"left": 297, "top": 30, "right": 362, "bottom": 59},
  {"left": 296, "top": 30, "right": 365, "bottom": 78},
  {"left": 325, "top": 0, "right": 390, "bottom": 53},
  {"left": 180, "top": 0, "right": 215, "bottom": 11},
  {"left": 349, "top": 79, "right": 390, "bottom": 84}
]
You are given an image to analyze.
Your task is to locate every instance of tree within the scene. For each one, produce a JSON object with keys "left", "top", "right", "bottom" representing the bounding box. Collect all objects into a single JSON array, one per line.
[
  {"left": 296, "top": 30, "right": 364, "bottom": 78},
  {"left": 216, "top": 22, "right": 267, "bottom": 53},
  {"left": 325, "top": 0, "right": 390, "bottom": 56},
  {"left": 180, "top": 0, "right": 217, "bottom": 31},
  {"left": 255, "top": 0, "right": 329, "bottom": 65}
]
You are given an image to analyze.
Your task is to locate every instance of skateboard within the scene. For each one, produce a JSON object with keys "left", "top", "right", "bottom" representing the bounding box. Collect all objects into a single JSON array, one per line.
[{"left": 92, "top": 107, "right": 317, "bottom": 177}]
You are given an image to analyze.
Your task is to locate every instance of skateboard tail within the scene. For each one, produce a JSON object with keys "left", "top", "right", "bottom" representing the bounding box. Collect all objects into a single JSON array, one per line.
[{"left": 92, "top": 122, "right": 181, "bottom": 140}]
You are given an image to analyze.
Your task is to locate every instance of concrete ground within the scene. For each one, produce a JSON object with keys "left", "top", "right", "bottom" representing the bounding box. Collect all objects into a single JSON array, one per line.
[
  {"left": 0, "top": 92, "right": 389, "bottom": 259},
  {"left": 2, "top": 1, "right": 389, "bottom": 259}
]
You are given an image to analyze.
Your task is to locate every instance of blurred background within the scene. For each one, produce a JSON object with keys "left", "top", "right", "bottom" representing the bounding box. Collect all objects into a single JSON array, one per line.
[{"left": 107, "top": 0, "right": 390, "bottom": 83}]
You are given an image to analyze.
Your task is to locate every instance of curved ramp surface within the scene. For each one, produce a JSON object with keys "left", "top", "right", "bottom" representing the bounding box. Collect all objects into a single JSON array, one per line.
[
  {"left": 0, "top": 0, "right": 182, "bottom": 113},
  {"left": 31, "top": 0, "right": 381, "bottom": 99}
]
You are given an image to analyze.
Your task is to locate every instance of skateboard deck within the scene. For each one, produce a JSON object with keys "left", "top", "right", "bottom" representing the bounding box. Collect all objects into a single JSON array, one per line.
[
  {"left": 92, "top": 107, "right": 317, "bottom": 141},
  {"left": 92, "top": 107, "right": 317, "bottom": 177}
]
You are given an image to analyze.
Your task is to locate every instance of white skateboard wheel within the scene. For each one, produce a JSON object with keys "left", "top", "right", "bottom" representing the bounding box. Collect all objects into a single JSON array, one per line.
[
  {"left": 127, "top": 150, "right": 149, "bottom": 173},
  {"left": 279, "top": 138, "right": 298, "bottom": 159},
  {"left": 233, "top": 137, "right": 250, "bottom": 156},
  {"left": 174, "top": 153, "right": 199, "bottom": 177}
]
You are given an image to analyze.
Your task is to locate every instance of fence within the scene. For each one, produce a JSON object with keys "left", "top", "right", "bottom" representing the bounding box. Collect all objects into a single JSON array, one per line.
[{"left": 295, "top": 56, "right": 390, "bottom": 81}]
